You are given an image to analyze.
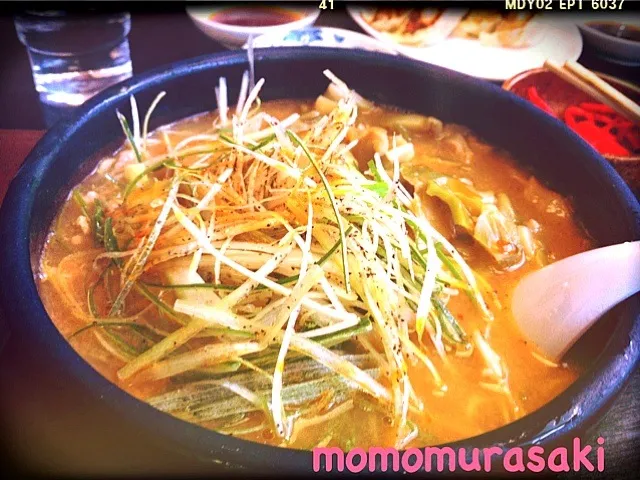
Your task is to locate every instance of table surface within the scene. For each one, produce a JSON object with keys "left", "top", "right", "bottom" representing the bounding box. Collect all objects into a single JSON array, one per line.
[{"left": 0, "top": 7, "right": 638, "bottom": 477}]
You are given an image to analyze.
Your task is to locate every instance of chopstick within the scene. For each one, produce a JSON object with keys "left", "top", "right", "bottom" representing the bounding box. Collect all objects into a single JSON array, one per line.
[{"left": 544, "top": 60, "right": 640, "bottom": 125}]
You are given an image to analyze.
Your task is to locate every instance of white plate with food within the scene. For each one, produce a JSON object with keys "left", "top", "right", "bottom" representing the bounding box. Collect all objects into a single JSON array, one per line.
[{"left": 348, "top": 7, "right": 583, "bottom": 80}]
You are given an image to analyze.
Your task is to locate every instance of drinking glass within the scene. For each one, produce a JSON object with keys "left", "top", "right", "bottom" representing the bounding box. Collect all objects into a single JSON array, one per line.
[{"left": 14, "top": 10, "right": 133, "bottom": 107}]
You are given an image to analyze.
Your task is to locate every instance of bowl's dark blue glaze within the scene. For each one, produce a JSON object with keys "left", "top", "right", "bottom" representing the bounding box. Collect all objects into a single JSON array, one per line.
[{"left": 0, "top": 48, "right": 639, "bottom": 475}]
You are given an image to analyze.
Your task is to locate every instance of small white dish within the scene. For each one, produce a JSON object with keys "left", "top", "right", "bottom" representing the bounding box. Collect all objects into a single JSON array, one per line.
[
  {"left": 246, "top": 27, "right": 397, "bottom": 55},
  {"left": 187, "top": 6, "right": 320, "bottom": 49}
]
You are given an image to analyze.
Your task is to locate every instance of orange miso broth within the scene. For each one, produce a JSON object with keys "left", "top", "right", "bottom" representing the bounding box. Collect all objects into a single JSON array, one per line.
[{"left": 36, "top": 74, "right": 589, "bottom": 451}]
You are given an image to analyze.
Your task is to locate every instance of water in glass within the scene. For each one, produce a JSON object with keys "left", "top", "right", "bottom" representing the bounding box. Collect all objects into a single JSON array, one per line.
[{"left": 15, "top": 11, "right": 133, "bottom": 106}]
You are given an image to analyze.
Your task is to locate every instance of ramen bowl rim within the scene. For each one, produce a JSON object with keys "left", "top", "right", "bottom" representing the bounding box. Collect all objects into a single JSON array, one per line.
[{"left": 0, "top": 48, "right": 638, "bottom": 473}]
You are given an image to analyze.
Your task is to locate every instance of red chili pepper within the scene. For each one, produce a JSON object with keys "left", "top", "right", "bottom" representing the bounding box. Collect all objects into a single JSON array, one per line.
[
  {"left": 578, "top": 102, "right": 617, "bottom": 115},
  {"left": 612, "top": 116, "right": 634, "bottom": 128},
  {"left": 557, "top": 99, "right": 637, "bottom": 156},
  {"left": 564, "top": 105, "right": 594, "bottom": 128},
  {"left": 575, "top": 123, "right": 630, "bottom": 156},
  {"left": 592, "top": 112, "right": 615, "bottom": 127},
  {"left": 526, "top": 86, "right": 556, "bottom": 117},
  {"left": 600, "top": 141, "right": 631, "bottom": 157},
  {"left": 564, "top": 109, "right": 631, "bottom": 156}
]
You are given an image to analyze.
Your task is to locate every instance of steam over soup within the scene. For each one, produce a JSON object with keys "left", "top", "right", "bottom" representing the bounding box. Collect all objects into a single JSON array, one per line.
[{"left": 37, "top": 71, "right": 590, "bottom": 450}]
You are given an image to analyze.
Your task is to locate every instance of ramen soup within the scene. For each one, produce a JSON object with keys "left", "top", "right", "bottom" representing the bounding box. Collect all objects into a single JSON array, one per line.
[{"left": 37, "top": 71, "right": 590, "bottom": 450}]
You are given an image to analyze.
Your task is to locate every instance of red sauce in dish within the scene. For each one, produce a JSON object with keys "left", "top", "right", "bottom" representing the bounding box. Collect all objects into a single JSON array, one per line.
[{"left": 210, "top": 8, "right": 301, "bottom": 27}]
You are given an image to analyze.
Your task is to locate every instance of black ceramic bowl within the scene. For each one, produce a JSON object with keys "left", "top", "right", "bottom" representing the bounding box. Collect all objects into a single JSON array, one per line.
[{"left": 1, "top": 49, "right": 639, "bottom": 476}]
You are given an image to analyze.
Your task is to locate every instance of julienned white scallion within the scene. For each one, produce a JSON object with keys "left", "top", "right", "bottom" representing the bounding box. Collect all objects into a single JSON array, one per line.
[
  {"left": 287, "top": 129, "right": 351, "bottom": 294},
  {"left": 142, "top": 91, "right": 167, "bottom": 152},
  {"left": 116, "top": 109, "right": 143, "bottom": 163},
  {"left": 61, "top": 69, "right": 504, "bottom": 449},
  {"left": 272, "top": 197, "right": 315, "bottom": 438}
]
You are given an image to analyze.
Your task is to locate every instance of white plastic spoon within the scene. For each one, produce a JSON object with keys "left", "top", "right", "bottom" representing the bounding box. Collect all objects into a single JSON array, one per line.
[{"left": 512, "top": 241, "right": 640, "bottom": 362}]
